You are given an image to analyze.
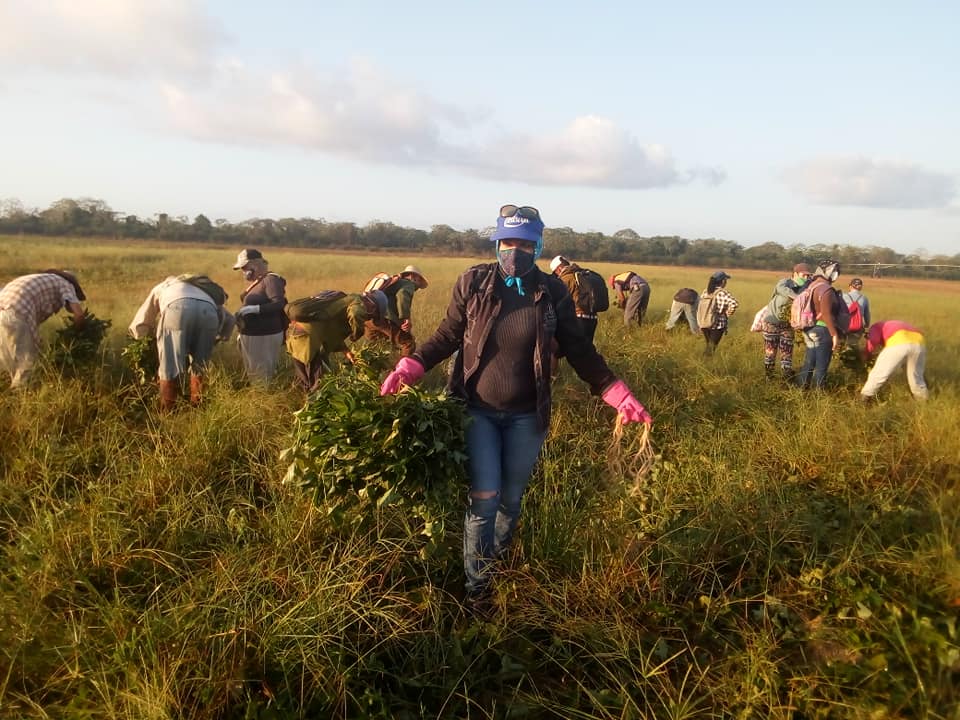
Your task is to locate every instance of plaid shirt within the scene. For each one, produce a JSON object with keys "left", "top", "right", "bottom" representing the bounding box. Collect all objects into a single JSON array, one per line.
[
  {"left": 0, "top": 274, "right": 80, "bottom": 346},
  {"left": 712, "top": 288, "right": 739, "bottom": 330}
]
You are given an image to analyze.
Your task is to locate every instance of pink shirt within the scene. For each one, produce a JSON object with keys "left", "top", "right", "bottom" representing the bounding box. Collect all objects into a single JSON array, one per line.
[{"left": 864, "top": 320, "right": 923, "bottom": 357}]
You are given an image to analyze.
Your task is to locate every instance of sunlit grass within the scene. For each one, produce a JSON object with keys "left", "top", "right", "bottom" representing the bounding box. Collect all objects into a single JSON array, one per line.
[{"left": 1, "top": 236, "right": 959, "bottom": 718}]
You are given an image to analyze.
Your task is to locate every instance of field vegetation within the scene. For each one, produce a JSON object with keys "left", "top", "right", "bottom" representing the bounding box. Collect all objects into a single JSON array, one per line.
[{"left": 2, "top": 236, "right": 959, "bottom": 718}]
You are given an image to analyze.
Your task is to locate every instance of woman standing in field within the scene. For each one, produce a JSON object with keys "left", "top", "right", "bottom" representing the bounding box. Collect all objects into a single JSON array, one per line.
[
  {"left": 232, "top": 248, "right": 288, "bottom": 383},
  {"left": 794, "top": 259, "right": 843, "bottom": 390},
  {"left": 760, "top": 263, "right": 811, "bottom": 381},
  {"left": 379, "top": 204, "right": 651, "bottom": 607},
  {"left": 697, "top": 271, "right": 738, "bottom": 355}
]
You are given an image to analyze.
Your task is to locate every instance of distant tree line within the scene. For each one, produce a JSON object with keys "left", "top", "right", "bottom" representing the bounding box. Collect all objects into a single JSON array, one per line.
[{"left": 2, "top": 197, "right": 958, "bottom": 279}]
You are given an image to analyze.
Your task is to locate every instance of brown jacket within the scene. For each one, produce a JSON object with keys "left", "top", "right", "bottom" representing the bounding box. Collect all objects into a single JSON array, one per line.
[
  {"left": 810, "top": 277, "right": 839, "bottom": 337},
  {"left": 416, "top": 263, "right": 617, "bottom": 431}
]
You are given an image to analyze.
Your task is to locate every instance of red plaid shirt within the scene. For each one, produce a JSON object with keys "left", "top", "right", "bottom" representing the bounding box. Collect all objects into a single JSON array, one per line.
[{"left": 0, "top": 274, "right": 80, "bottom": 346}]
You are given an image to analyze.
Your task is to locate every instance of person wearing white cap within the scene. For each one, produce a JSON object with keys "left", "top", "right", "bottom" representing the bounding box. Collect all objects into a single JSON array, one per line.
[
  {"left": 231, "top": 248, "right": 287, "bottom": 382},
  {"left": 548, "top": 255, "right": 605, "bottom": 346}
]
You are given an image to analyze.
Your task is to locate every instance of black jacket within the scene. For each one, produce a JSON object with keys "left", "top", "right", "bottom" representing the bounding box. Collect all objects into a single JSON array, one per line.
[{"left": 415, "top": 263, "right": 617, "bottom": 430}]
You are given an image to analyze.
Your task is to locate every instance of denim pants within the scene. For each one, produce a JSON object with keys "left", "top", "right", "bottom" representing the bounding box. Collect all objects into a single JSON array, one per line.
[
  {"left": 463, "top": 408, "right": 547, "bottom": 594},
  {"left": 796, "top": 325, "right": 832, "bottom": 388}
]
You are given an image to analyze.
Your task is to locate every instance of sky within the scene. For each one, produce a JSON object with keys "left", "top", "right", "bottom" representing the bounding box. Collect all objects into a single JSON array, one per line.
[{"left": 1, "top": 1, "right": 958, "bottom": 256}]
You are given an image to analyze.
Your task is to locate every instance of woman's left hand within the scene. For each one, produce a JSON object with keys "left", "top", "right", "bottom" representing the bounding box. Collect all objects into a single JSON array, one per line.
[{"left": 602, "top": 380, "right": 652, "bottom": 426}]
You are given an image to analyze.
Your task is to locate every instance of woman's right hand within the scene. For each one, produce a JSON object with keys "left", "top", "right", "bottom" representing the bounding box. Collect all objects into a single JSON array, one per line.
[{"left": 380, "top": 357, "right": 425, "bottom": 396}]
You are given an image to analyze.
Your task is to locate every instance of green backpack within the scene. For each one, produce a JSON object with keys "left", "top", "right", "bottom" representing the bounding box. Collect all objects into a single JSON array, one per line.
[
  {"left": 285, "top": 291, "right": 348, "bottom": 322},
  {"left": 177, "top": 274, "right": 227, "bottom": 306}
]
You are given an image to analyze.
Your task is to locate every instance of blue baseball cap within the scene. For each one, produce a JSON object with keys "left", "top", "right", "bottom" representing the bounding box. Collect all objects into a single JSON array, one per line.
[{"left": 490, "top": 213, "right": 545, "bottom": 245}]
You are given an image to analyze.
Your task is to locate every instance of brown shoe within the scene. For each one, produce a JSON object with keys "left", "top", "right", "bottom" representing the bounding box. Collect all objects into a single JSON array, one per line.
[
  {"left": 159, "top": 378, "right": 180, "bottom": 412},
  {"left": 189, "top": 374, "right": 204, "bottom": 406}
]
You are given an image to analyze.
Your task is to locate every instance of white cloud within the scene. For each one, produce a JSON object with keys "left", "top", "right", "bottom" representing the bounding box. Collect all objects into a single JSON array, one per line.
[
  {"left": 0, "top": 0, "right": 221, "bottom": 78},
  {"left": 0, "top": 2, "right": 721, "bottom": 191},
  {"left": 463, "top": 115, "right": 684, "bottom": 189},
  {"left": 163, "top": 69, "right": 721, "bottom": 190},
  {"left": 783, "top": 156, "right": 957, "bottom": 209},
  {"left": 161, "top": 59, "right": 470, "bottom": 165}
]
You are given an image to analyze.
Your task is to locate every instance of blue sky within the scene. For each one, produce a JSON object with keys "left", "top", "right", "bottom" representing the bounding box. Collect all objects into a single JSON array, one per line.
[{"left": 1, "top": 1, "right": 958, "bottom": 255}]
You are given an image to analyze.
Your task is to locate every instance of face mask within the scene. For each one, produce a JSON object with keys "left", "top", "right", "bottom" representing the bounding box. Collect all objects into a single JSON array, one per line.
[
  {"left": 242, "top": 269, "right": 257, "bottom": 281},
  {"left": 497, "top": 247, "right": 535, "bottom": 278}
]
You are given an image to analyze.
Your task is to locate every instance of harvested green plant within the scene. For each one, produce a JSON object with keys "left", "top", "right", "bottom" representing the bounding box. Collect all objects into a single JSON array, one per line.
[
  {"left": 120, "top": 335, "right": 160, "bottom": 385},
  {"left": 282, "top": 370, "right": 468, "bottom": 560},
  {"left": 49, "top": 310, "right": 111, "bottom": 369},
  {"left": 349, "top": 343, "right": 393, "bottom": 380}
]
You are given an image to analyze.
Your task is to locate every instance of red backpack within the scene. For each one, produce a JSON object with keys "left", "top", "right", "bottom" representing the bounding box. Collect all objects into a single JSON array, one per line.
[{"left": 847, "top": 298, "right": 864, "bottom": 333}]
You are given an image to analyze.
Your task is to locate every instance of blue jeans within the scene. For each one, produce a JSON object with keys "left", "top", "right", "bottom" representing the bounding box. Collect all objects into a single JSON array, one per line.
[
  {"left": 796, "top": 325, "right": 832, "bottom": 388},
  {"left": 463, "top": 408, "right": 547, "bottom": 595}
]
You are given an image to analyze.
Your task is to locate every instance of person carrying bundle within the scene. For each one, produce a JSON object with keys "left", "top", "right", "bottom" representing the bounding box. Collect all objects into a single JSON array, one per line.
[{"left": 380, "top": 203, "right": 651, "bottom": 611}]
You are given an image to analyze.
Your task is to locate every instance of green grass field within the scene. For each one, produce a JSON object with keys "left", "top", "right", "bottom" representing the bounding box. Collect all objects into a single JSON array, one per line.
[{"left": 2, "top": 236, "right": 959, "bottom": 719}]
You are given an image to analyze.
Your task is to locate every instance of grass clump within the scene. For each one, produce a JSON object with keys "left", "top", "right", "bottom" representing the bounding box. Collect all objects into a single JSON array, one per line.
[{"left": 2, "top": 240, "right": 959, "bottom": 718}]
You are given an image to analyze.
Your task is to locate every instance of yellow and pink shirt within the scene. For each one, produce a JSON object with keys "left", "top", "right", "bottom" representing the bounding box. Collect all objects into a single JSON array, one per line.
[{"left": 864, "top": 320, "right": 924, "bottom": 357}]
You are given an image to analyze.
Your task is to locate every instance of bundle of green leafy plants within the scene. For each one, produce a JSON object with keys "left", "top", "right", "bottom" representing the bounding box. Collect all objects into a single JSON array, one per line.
[
  {"left": 281, "top": 366, "right": 469, "bottom": 560},
  {"left": 49, "top": 310, "right": 111, "bottom": 369},
  {"left": 348, "top": 342, "right": 393, "bottom": 378},
  {"left": 120, "top": 335, "right": 160, "bottom": 385}
]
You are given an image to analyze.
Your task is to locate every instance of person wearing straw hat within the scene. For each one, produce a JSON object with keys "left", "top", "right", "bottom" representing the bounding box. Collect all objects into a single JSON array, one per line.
[
  {"left": 389, "top": 265, "right": 429, "bottom": 333},
  {"left": 364, "top": 265, "right": 427, "bottom": 353},
  {"left": 380, "top": 203, "right": 651, "bottom": 610}
]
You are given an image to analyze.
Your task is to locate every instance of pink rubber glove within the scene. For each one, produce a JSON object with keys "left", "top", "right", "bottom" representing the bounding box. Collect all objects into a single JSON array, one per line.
[
  {"left": 602, "top": 380, "right": 652, "bottom": 425},
  {"left": 380, "top": 356, "right": 425, "bottom": 396}
]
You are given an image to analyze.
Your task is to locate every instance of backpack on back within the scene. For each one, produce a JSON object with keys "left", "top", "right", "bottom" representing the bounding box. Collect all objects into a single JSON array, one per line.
[
  {"left": 363, "top": 272, "right": 399, "bottom": 294},
  {"left": 571, "top": 267, "right": 609, "bottom": 314},
  {"left": 177, "top": 274, "right": 227, "bottom": 306},
  {"left": 790, "top": 283, "right": 851, "bottom": 334},
  {"left": 696, "top": 292, "right": 718, "bottom": 329},
  {"left": 832, "top": 288, "right": 851, "bottom": 335},
  {"left": 285, "top": 290, "right": 348, "bottom": 322},
  {"left": 846, "top": 297, "right": 864, "bottom": 333},
  {"left": 789, "top": 285, "right": 817, "bottom": 330}
]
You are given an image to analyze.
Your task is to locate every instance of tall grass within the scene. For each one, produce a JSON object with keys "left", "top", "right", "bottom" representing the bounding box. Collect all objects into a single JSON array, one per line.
[{"left": 2, "top": 236, "right": 959, "bottom": 718}]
